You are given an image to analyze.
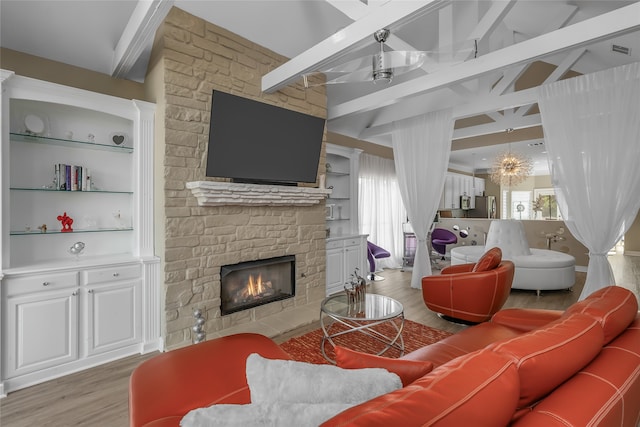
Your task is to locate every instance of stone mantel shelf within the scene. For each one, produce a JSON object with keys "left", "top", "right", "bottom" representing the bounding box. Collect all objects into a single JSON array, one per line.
[{"left": 186, "top": 181, "right": 332, "bottom": 206}]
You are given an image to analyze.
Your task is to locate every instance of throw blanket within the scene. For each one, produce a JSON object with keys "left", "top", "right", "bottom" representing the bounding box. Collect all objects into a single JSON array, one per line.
[{"left": 180, "top": 353, "right": 402, "bottom": 426}]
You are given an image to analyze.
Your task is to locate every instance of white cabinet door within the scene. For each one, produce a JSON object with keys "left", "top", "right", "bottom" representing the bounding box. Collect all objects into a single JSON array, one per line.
[
  {"left": 474, "top": 177, "right": 485, "bottom": 197},
  {"left": 344, "top": 244, "right": 362, "bottom": 280},
  {"left": 5, "top": 288, "right": 79, "bottom": 378},
  {"left": 85, "top": 280, "right": 141, "bottom": 356},
  {"left": 326, "top": 248, "right": 344, "bottom": 296}
]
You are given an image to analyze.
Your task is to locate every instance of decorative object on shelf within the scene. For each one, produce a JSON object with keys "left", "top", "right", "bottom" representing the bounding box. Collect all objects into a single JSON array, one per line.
[
  {"left": 24, "top": 113, "right": 45, "bottom": 135},
  {"left": 109, "top": 132, "right": 128, "bottom": 146},
  {"left": 113, "top": 210, "right": 126, "bottom": 229},
  {"left": 193, "top": 308, "right": 206, "bottom": 344},
  {"left": 68, "top": 241, "right": 85, "bottom": 259},
  {"left": 57, "top": 212, "right": 74, "bottom": 232},
  {"left": 325, "top": 162, "right": 332, "bottom": 173},
  {"left": 489, "top": 142, "right": 533, "bottom": 187},
  {"left": 326, "top": 204, "right": 335, "bottom": 220},
  {"left": 38, "top": 224, "right": 47, "bottom": 233},
  {"left": 87, "top": 133, "right": 95, "bottom": 143}
]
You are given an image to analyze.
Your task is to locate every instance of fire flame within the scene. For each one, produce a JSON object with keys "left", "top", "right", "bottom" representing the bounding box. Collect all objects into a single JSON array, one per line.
[{"left": 245, "top": 274, "right": 267, "bottom": 297}]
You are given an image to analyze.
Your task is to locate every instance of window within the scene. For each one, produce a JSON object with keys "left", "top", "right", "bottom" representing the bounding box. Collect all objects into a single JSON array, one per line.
[
  {"left": 533, "top": 188, "right": 561, "bottom": 220},
  {"left": 511, "top": 191, "right": 532, "bottom": 220}
]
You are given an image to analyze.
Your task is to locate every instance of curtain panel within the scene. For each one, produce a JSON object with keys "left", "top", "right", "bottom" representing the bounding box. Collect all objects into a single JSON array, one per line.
[
  {"left": 392, "top": 110, "right": 453, "bottom": 289},
  {"left": 358, "top": 153, "right": 405, "bottom": 269},
  {"left": 537, "top": 61, "right": 640, "bottom": 300}
]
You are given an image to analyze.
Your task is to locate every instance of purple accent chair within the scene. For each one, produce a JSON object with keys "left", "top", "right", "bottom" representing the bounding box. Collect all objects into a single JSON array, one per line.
[
  {"left": 367, "top": 241, "right": 390, "bottom": 281},
  {"left": 431, "top": 228, "right": 457, "bottom": 260}
]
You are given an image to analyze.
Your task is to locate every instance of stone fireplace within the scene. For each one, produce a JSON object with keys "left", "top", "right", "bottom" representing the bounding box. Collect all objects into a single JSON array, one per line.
[
  {"left": 220, "top": 255, "right": 295, "bottom": 315},
  {"left": 159, "top": 8, "right": 329, "bottom": 350}
]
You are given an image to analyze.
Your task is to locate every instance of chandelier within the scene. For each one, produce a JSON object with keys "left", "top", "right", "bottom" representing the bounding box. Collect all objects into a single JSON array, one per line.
[{"left": 489, "top": 145, "right": 533, "bottom": 187}]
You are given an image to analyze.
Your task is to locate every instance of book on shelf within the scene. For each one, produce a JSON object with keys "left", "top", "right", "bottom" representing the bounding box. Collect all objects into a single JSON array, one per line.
[{"left": 55, "top": 163, "right": 91, "bottom": 191}]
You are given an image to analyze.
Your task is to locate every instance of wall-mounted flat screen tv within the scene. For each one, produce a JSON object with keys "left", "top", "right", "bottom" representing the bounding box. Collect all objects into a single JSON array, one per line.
[{"left": 205, "top": 90, "right": 326, "bottom": 185}]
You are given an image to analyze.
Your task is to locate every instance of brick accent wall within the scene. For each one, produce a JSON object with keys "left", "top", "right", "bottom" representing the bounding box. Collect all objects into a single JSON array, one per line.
[{"left": 160, "top": 8, "right": 327, "bottom": 349}]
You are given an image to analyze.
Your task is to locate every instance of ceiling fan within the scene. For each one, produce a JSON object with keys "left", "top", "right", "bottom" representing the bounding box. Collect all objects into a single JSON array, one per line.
[{"left": 302, "top": 29, "right": 476, "bottom": 88}]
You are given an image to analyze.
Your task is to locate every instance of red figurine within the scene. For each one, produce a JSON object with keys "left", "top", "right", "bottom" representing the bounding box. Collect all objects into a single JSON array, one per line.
[{"left": 57, "top": 212, "right": 74, "bottom": 232}]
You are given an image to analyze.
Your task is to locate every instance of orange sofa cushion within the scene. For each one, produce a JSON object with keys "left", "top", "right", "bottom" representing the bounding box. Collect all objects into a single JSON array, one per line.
[
  {"left": 512, "top": 316, "right": 640, "bottom": 427},
  {"left": 321, "top": 349, "right": 519, "bottom": 427},
  {"left": 472, "top": 247, "right": 502, "bottom": 272},
  {"left": 489, "top": 313, "right": 604, "bottom": 408},
  {"left": 335, "top": 346, "right": 434, "bottom": 386},
  {"left": 564, "top": 285, "right": 638, "bottom": 344}
]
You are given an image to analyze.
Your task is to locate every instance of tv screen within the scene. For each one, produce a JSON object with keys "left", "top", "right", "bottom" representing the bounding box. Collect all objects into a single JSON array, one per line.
[{"left": 205, "top": 90, "right": 326, "bottom": 185}]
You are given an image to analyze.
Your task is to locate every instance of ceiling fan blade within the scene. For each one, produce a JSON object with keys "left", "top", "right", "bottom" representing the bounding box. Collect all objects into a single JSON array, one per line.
[
  {"left": 380, "top": 51, "right": 427, "bottom": 73},
  {"left": 322, "top": 55, "right": 372, "bottom": 74},
  {"left": 302, "top": 68, "right": 374, "bottom": 87}
]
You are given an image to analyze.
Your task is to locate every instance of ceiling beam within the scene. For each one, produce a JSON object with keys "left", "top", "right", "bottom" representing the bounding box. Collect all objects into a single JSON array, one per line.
[
  {"left": 325, "top": 0, "right": 369, "bottom": 20},
  {"left": 452, "top": 113, "right": 540, "bottom": 140},
  {"left": 329, "top": 2, "right": 640, "bottom": 120},
  {"left": 111, "top": 0, "right": 174, "bottom": 79},
  {"left": 468, "top": 0, "right": 517, "bottom": 48},
  {"left": 261, "top": 0, "right": 449, "bottom": 93},
  {"left": 358, "top": 86, "right": 538, "bottom": 138},
  {"left": 515, "top": 47, "right": 586, "bottom": 117}
]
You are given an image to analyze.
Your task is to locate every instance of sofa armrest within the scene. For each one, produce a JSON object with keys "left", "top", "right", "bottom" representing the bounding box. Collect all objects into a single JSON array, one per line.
[
  {"left": 129, "top": 333, "right": 291, "bottom": 427},
  {"left": 491, "top": 308, "right": 563, "bottom": 332},
  {"left": 440, "top": 263, "right": 475, "bottom": 274}
]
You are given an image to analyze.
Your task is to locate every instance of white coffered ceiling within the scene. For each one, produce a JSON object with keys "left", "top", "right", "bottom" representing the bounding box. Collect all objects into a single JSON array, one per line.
[{"left": 2, "top": 0, "right": 639, "bottom": 175}]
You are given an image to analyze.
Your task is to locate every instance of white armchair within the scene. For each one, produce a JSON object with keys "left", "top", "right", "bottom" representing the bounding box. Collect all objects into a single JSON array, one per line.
[{"left": 450, "top": 220, "right": 575, "bottom": 295}]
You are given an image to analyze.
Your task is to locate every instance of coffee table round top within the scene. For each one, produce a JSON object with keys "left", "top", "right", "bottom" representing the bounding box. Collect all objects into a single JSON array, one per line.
[{"left": 321, "top": 293, "right": 404, "bottom": 321}]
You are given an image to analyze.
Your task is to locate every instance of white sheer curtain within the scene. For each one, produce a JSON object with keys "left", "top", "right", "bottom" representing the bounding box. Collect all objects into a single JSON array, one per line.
[
  {"left": 358, "top": 153, "right": 405, "bottom": 269},
  {"left": 392, "top": 110, "right": 453, "bottom": 289},
  {"left": 537, "top": 62, "right": 640, "bottom": 300}
]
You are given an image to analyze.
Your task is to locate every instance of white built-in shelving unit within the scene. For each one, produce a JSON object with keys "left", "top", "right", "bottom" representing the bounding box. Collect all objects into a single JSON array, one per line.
[{"left": 0, "top": 70, "right": 160, "bottom": 396}]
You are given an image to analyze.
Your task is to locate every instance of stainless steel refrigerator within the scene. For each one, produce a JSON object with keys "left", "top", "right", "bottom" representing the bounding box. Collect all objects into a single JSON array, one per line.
[{"left": 471, "top": 196, "right": 497, "bottom": 218}]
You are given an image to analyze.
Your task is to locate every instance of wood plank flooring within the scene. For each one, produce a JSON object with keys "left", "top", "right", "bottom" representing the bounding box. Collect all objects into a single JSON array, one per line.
[{"left": 2, "top": 253, "right": 638, "bottom": 427}]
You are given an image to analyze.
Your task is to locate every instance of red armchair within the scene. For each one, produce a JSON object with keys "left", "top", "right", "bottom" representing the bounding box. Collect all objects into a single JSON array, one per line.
[{"left": 422, "top": 259, "right": 515, "bottom": 324}]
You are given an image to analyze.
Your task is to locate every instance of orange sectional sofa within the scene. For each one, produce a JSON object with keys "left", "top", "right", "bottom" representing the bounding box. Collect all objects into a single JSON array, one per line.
[{"left": 130, "top": 286, "right": 640, "bottom": 426}]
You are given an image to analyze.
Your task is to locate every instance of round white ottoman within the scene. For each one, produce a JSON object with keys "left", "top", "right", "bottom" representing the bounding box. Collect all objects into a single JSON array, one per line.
[{"left": 450, "top": 245, "right": 575, "bottom": 295}]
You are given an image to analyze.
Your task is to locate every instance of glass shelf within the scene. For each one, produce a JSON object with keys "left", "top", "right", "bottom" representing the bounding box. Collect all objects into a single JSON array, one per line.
[
  {"left": 327, "top": 217, "right": 350, "bottom": 222},
  {"left": 10, "top": 187, "right": 133, "bottom": 194},
  {"left": 10, "top": 228, "right": 133, "bottom": 236},
  {"left": 10, "top": 132, "right": 133, "bottom": 153},
  {"left": 327, "top": 171, "right": 349, "bottom": 176},
  {"left": 327, "top": 196, "right": 350, "bottom": 200}
]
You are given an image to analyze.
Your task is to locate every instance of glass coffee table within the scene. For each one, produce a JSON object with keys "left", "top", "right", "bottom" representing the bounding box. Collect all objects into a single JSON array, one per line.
[{"left": 320, "top": 293, "right": 405, "bottom": 363}]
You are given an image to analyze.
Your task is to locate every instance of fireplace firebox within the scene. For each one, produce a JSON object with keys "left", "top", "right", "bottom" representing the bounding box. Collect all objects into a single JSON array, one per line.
[{"left": 220, "top": 255, "right": 295, "bottom": 315}]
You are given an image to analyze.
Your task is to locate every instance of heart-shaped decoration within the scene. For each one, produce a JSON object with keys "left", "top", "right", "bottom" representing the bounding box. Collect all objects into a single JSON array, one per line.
[{"left": 112, "top": 134, "right": 125, "bottom": 145}]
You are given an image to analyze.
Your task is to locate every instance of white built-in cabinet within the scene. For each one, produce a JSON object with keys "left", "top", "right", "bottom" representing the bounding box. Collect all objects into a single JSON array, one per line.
[
  {"left": 324, "top": 144, "right": 367, "bottom": 295},
  {"left": 0, "top": 70, "right": 160, "bottom": 396},
  {"left": 439, "top": 172, "right": 485, "bottom": 210},
  {"left": 326, "top": 235, "right": 367, "bottom": 296}
]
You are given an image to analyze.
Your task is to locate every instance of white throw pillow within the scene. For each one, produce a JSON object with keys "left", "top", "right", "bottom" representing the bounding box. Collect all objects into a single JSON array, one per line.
[
  {"left": 245, "top": 353, "right": 402, "bottom": 405},
  {"left": 180, "top": 402, "right": 353, "bottom": 427}
]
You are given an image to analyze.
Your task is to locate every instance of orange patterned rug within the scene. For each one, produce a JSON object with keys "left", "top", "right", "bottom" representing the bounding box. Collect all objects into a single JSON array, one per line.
[{"left": 280, "top": 319, "right": 452, "bottom": 364}]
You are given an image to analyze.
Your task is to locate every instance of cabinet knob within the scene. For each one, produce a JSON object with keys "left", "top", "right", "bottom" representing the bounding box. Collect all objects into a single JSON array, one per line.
[
  {"left": 72, "top": 290, "right": 78, "bottom": 296},
  {"left": 42, "top": 281, "right": 51, "bottom": 286},
  {"left": 113, "top": 272, "right": 120, "bottom": 277},
  {"left": 88, "top": 289, "right": 94, "bottom": 294}
]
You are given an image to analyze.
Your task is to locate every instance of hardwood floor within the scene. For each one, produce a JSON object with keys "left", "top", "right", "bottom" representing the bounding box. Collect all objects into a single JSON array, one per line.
[{"left": 2, "top": 253, "right": 638, "bottom": 427}]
